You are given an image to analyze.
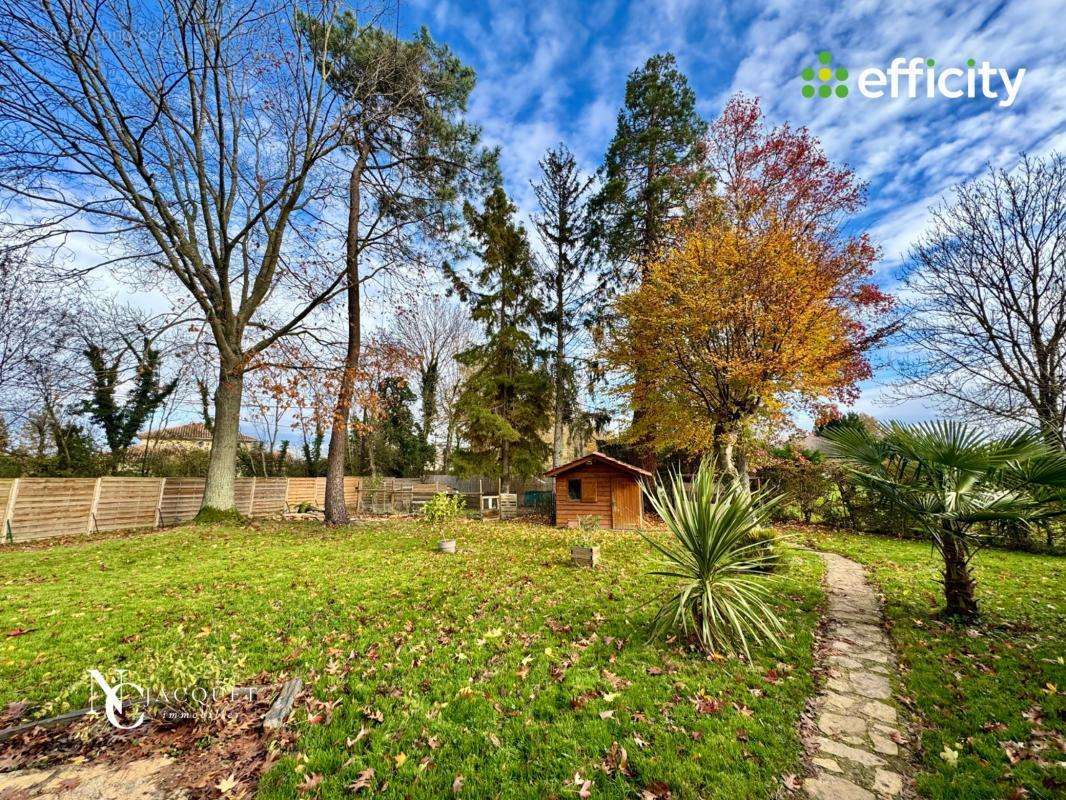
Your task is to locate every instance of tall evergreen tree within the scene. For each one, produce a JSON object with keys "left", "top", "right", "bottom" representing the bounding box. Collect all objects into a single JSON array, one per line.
[
  {"left": 590, "top": 53, "right": 709, "bottom": 290},
  {"left": 532, "top": 144, "right": 597, "bottom": 468},
  {"left": 448, "top": 187, "right": 551, "bottom": 487},
  {"left": 300, "top": 14, "right": 495, "bottom": 525},
  {"left": 590, "top": 53, "right": 709, "bottom": 468},
  {"left": 81, "top": 337, "right": 178, "bottom": 474}
]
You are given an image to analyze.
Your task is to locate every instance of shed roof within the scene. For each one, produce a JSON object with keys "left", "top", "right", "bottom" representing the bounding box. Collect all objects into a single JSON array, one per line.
[{"left": 543, "top": 451, "right": 653, "bottom": 479}]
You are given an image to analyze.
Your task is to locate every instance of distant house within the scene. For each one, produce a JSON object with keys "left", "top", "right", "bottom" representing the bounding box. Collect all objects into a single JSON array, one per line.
[
  {"left": 137, "top": 422, "right": 259, "bottom": 451},
  {"left": 795, "top": 434, "right": 832, "bottom": 454},
  {"left": 545, "top": 451, "right": 652, "bottom": 530}
]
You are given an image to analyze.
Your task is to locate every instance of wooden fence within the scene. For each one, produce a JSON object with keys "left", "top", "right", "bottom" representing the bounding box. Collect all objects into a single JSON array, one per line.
[
  {"left": 0, "top": 474, "right": 555, "bottom": 545},
  {"left": 0, "top": 475, "right": 422, "bottom": 545}
]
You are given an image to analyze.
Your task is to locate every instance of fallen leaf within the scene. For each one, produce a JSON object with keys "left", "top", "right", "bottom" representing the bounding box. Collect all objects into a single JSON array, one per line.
[
  {"left": 216, "top": 774, "right": 240, "bottom": 795},
  {"left": 940, "top": 744, "right": 959, "bottom": 765},
  {"left": 348, "top": 768, "right": 375, "bottom": 793},
  {"left": 394, "top": 752, "right": 408, "bottom": 768}
]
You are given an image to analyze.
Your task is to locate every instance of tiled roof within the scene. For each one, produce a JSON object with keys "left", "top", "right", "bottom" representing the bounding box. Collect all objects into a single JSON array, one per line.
[{"left": 138, "top": 422, "right": 258, "bottom": 443}]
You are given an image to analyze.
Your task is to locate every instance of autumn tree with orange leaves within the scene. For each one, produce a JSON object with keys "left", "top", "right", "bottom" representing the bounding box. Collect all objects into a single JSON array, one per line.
[{"left": 607, "top": 96, "right": 896, "bottom": 489}]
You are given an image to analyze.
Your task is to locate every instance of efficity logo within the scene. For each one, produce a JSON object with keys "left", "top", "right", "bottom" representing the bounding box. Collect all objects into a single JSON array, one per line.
[{"left": 800, "top": 50, "right": 1026, "bottom": 108}]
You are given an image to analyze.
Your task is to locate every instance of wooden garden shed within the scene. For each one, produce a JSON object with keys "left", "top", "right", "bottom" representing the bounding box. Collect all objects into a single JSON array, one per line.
[{"left": 545, "top": 452, "right": 652, "bottom": 530}]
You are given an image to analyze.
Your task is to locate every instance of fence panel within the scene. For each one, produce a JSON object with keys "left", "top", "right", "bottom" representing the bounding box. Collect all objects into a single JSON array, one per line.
[
  {"left": 343, "top": 477, "right": 362, "bottom": 511},
  {"left": 158, "top": 478, "right": 205, "bottom": 526},
  {"left": 94, "top": 477, "right": 165, "bottom": 532},
  {"left": 8, "top": 478, "right": 96, "bottom": 542},
  {"left": 234, "top": 477, "right": 255, "bottom": 517},
  {"left": 251, "top": 478, "right": 288, "bottom": 516},
  {"left": 0, "top": 480, "right": 15, "bottom": 541},
  {"left": 285, "top": 478, "right": 325, "bottom": 508}
]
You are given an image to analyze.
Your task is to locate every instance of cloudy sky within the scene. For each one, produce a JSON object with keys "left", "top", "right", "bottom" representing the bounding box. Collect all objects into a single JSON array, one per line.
[{"left": 394, "top": 0, "right": 1066, "bottom": 424}]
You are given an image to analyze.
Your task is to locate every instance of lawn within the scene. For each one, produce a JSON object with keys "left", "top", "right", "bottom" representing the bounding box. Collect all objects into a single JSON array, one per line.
[
  {"left": 0, "top": 519, "right": 824, "bottom": 799},
  {"left": 804, "top": 528, "right": 1066, "bottom": 800}
]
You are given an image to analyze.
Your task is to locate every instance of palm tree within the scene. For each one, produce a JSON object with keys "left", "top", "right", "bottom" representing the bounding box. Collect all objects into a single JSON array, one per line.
[{"left": 822, "top": 421, "right": 1066, "bottom": 619}]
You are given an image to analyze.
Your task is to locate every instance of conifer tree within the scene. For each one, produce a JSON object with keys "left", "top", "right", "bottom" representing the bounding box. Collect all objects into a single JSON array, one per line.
[
  {"left": 448, "top": 187, "right": 551, "bottom": 487},
  {"left": 591, "top": 53, "right": 709, "bottom": 290},
  {"left": 532, "top": 144, "right": 597, "bottom": 468},
  {"left": 590, "top": 53, "right": 709, "bottom": 468}
]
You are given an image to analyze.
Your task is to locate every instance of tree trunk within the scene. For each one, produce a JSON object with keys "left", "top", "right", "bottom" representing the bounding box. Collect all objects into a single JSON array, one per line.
[
  {"left": 552, "top": 264, "right": 565, "bottom": 469},
  {"left": 323, "top": 159, "right": 365, "bottom": 526},
  {"left": 419, "top": 360, "right": 439, "bottom": 475},
  {"left": 200, "top": 365, "right": 244, "bottom": 513},
  {"left": 939, "top": 532, "right": 979, "bottom": 619}
]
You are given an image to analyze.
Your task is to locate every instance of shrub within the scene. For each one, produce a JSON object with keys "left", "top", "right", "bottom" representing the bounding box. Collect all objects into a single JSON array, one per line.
[
  {"left": 642, "top": 459, "right": 786, "bottom": 658},
  {"left": 423, "top": 492, "right": 465, "bottom": 530}
]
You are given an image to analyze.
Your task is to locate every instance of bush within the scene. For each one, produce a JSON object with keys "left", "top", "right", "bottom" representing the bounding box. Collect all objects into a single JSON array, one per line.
[
  {"left": 643, "top": 459, "right": 786, "bottom": 658},
  {"left": 423, "top": 492, "right": 465, "bottom": 530}
]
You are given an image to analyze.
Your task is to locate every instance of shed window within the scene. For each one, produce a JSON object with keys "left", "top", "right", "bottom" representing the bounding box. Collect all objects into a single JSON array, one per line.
[{"left": 567, "top": 479, "right": 582, "bottom": 501}]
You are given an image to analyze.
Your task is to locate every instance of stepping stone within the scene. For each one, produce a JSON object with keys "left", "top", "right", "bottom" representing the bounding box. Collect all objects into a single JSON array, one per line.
[
  {"left": 811, "top": 757, "right": 842, "bottom": 774},
  {"left": 873, "top": 769, "right": 903, "bottom": 796},
  {"left": 869, "top": 731, "right": 898, "bottom": 755},
  {"left": 806, "top": 775, "right": 875, "bottom": 800},
  {"left": 824, "top": 693, "right": 859, "bottom": 712},
  {"left": 817, "top": 736, "right": 886, "bottom": 767},
  {"left": 817, "top": 711, "right": 868, "bottom": 737},
  {"left": 860, "top": 700, "right": 897, "bottom": 723},
  {"left": 848, "top": 671, "right": 892, "bottom": 700}
]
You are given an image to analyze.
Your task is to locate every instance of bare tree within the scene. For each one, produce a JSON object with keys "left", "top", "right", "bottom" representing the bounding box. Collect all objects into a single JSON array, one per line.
[
  {"left": 390, "top": 291, "right": 474, "bottom": 472},
  {"left": 898, "top": 153, "right": 1066, "bottom": 445},
  {"left": 0, "top": 244, "right": 57, "bottom": 419},
  {"left": 0, "top": 0, "right": 346, "bottom": 512}
]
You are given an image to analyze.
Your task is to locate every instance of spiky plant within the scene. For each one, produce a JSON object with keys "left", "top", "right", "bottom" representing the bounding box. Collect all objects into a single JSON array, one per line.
[
  {"left": 642, "top": 459, "right": 785, "bottom": 659},
  {"left": 822, "top": 421, "right": 1066, "bottom": 619}
]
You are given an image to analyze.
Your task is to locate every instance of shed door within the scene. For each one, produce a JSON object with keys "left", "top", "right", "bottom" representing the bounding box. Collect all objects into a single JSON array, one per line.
[{"left": 611, "top": 479, "right": 641, "bottom": 529}]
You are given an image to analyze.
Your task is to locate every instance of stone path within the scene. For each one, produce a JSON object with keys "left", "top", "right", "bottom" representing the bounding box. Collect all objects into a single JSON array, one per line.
[
  {"left": 0, "top": 756, "right": 182, "bottom": 799},
  {"left": 801, "top": 552, "right": 911, "bottom": 800}
]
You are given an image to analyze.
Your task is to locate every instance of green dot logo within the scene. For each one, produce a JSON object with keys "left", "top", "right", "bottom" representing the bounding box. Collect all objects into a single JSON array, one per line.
[{"left": 801, "top": 50, "right": 849, "bottom": 99}]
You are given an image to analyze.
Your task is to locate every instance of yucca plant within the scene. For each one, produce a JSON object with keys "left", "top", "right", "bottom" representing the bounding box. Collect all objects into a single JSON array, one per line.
[
  {"left": 642, "top": 459, "right": 786, "bottom": 659},
  {"left": 822, "top": 421, "right": 1066, "bottom": 619}
]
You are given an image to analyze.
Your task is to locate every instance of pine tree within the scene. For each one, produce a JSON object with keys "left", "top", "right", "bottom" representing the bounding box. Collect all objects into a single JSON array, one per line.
[
  {"left": 448, "top": 187, "right": 551, "bottom": 487},
  {"left": 299, "top": 15, "right": 495, "bottom": 524},
  {"left": 589, "top": 53, "right": 709, "bottom": 468},
  {"left": 590, "top": 53, "right": 709, "bottom": 289},
  {"left": 532, "top": 144, "right": 597, "bottom": 468}
]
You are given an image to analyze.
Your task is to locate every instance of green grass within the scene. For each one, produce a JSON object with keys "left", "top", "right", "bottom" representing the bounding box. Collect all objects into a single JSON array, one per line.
[
  {"left": 805, "top": 529, "right": 1066, "bottom": 800},
  {"left": 0, "top": 520, "right": 824, "bottom": 799}
]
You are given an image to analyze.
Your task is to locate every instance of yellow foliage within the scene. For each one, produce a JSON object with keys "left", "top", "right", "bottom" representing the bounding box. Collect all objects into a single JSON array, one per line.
[{"left": 607, "top": 221, "right": 867, "bottom": 454}]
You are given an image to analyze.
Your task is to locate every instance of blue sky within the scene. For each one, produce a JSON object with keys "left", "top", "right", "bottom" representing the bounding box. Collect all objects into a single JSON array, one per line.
[{"left": 394, "top": 0, "right": 1066, "bottom": 424}]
